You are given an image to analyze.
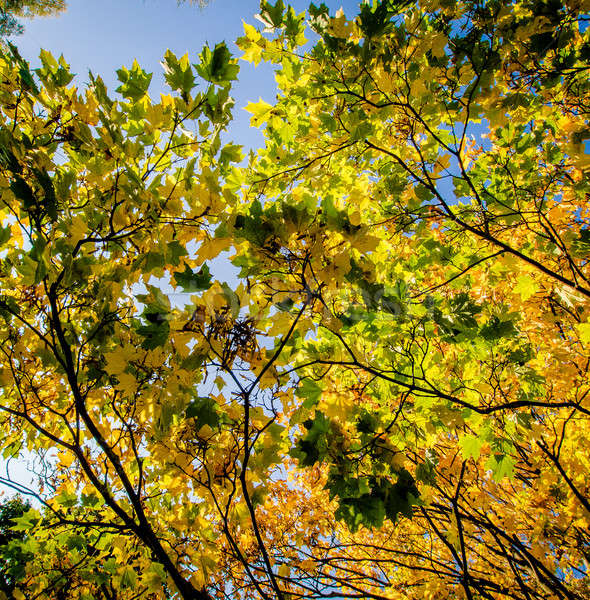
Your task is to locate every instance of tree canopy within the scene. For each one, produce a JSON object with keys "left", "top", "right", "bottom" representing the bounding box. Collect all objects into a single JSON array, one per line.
[
  {"left": 0, "top": 1, "right": 589, "bottom": 599},
  {"left": 0, "top": 0, "right": 64, "bottom": 37}
]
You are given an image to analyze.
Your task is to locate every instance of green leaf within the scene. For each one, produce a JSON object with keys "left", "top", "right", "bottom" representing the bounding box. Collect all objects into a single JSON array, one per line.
[
  {"left": 291, "top": 411, "right": 332, "bottom": 466},
  {"left": 116, "top": 59, "right": 152, "bottom": 102},
  {"left": 219, "top": 143, "right": 244, "bottom": 168},
  {"left": 336, "top": 495, "right": 386, "bottom": 530},
  {"left": 186, "top": 396, "right": 219, "bottom": 430},
  {"left": 0, "top": 145, "right": 21, "bottom": 174},
  {"left": 120, "top": 566, "right": 137, "bottom": 589},
  {"left": 196, "top": 42, "right": 239, "bottom": 84},
  {"left": 136, "top": 285, "right": 171, "bottom": 313},
  {"left": 459, "top": 434, "right": 485, "bottom": 460},
  {"left": 356, "top": 410, "right": 379, "bottom": 434},
  {"left": 143, "top": 251, "right": 166, "bottom": 273},
  {"left": 161, "top": 50, "right": 195, "bottom": 97},
  {"left": 166, "top": 240, "right": 188, "bottom": 266},
  {"left": 33, "top": 168, "right": 57, "bottom": 221},
  {"left": 415, "top": 460, "right": 436, "bottom": 485},
  {"left": 485, "top": 454, "right": 516, "bottom": 482},
  {"left": 360, "top": 0, "right": 414, "bottom": 39},
  {"left": 297, "top": 378, "right": 323, "bottom": 408},
  {"left": 258, "top": 0, "right": 285, "bottom": 28},
  {"left": 136, "top": 315, "right": 170, "bottom": 350},
  {"left": 480, "top": 316, "right": 517, "bottom": 341},
  {"left": 0, "top": 224, "right": 11, "bottom": 246},
  {"left": 37, "top": 50, "right": 74, "bottom": 88},
  {"left": 18, "top": 63, "right": 39, "bottom": 93},
  {"left": 173, "top": 264, "right": 212, "bottom": 293},
  {"left": 216, "top": 282, "right": 238, "bottom": 317},
  {"left": 332, "top": 470, "right": 420, "bottom": 532},
  {"left": 181, "top": 351, "right": 205, "bottom": 371},
  {"left": 10, "top": 176, "right": 36, "bottom": 210},
  {"left": 0, "top": 295, "right": 20, "bottom": 321},
  {"left": 66, "top": 534, "right": 86, "bottom": 550},
  {"left": 275, "top": 297, "right": 294, "bottom": 312},
  {"left": 383, "top": 469, "right": 420, "bottom": 522},
  {"left": 11, "top": 508, "right": 41, "bottom": 532}
]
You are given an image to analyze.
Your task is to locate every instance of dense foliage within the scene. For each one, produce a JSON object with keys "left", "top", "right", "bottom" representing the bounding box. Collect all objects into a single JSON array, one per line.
[
  {"left": 0, "top": 496, "right": 31, "bottom": 597},
  {"left": 0, "top": 1, "right": 589, "bottom": 599},
  {"left": 0, "top": 0, "right": 64, "bottom": 37}
]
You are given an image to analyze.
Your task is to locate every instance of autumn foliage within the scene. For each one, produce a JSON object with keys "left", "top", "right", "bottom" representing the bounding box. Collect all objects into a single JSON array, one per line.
[{"left": 0, "top": 1, "right": 589, "bottom": 599}]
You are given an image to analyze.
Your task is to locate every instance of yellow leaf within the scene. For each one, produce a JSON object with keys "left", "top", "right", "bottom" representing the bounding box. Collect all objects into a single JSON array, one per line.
[
  {"left": 267, "top": 311, "right": 293, "bottom": 336},
  {"left": 278, "top": 564, "right": 290, "bottom": 578},
  {"left": 514, "top": 275, "right": 537, "bottom": 301},
  {"left": 431, "top": 32, "right": 447, "bottom": 58},
  {"left": 190, "top": 571, "right": 206, "bottom": 590},
  {"left": 10, "top": 223, "right": 23, "bottom": 248},
  {"left": 410, "top": 77, "right": 427, "bottom": 97},
  {"left": 353, "top": 234, "right": 379, "bottom": 253},
  {"left": 104, "top": 347, "right": 131, "bottom": 376},
  {"left": 577, "top": 321, "right": 590, "bottom": 344},
  {"left": 68, "top": 215, "right": 88, "bottom": 246},
  {"left": 244, "top": 98, "right": 274, "bottom": 127},
  {"left": 116, "top": 372, "right": 138, "bottom": 396},
  {"left": 333, "top": 250, "right": 350, "bottom": 272},
  {"left": 328, "top": 9, "right": 353, "bottom": 39},
  {"left": 242, "top": 42, "right": 263, "bottom": 66},
  {"left": 243, "top": 22, "right": 261, "bottom": 42},
  {"left": 197, "top": 237, "right": 231, "bottom": 262},
  {"left": 349, "top": 210, "right": 361, "bottom": 226},
  {"left": 374, "top": 67, "right": 395, "bottom": 94}
]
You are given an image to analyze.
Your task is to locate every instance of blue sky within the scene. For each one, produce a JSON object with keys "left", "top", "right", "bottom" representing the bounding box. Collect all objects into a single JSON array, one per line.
[{"left": 15, "top": 0, "right": 363, "bottom": 151}]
